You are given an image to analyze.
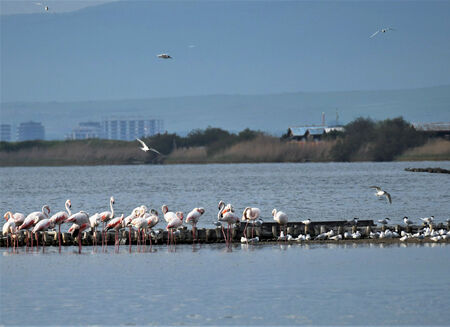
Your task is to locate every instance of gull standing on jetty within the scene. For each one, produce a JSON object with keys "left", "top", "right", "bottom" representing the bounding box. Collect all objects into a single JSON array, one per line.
[
  {"left": 370, "top": 27, "right": 395, "bottom": 38},
  {"left": 136, "top": 138, "right": 162, "bottom": 155},
  {"left": 378, "top": 217, "right": 390, "bottom": 225},
  {"left": 100, "top": 196, "right": 115, "bottom": 249},
  {"left": 370, "top": 186, "right": 392, "bottom": 204},
  {"left": 403, "top": 216, "right": 413, "bottom": 226},
  {"left": 186, "top": 207, "right": 205, "bottom": 243},
  {"left": 49, "top": 199, "right": 72, "bottom": 252}
]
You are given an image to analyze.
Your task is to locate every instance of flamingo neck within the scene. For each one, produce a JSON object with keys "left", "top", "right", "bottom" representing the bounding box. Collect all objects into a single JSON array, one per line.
[
  {"left": 65, "top": 202, "right": 72, "bottom": 216},
  {"left": 110, "top": 199, "right": 114, "bottom": 217}
]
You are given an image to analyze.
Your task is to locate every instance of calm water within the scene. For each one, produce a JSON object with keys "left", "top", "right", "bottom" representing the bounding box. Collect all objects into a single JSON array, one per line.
[
  {"left": 1, "top": 162, "right": 450, "bottom": 230},
  {"left": 1, "top": 162, "right": 450, "bottom": 326},
  {"left": 1, "top": 243, "right": 450, "bottom": 326}
]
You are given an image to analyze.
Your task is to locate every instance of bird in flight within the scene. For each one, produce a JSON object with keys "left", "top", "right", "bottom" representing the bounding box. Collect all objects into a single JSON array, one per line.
[
  {"left": 157, "top": 54, "right": 172, "bottom": 59},
  {"left": 136, "top": 138, "right": 162, "bottom": 155},
  {"left": 370, "top": 28, "right": 395, "bottom": 38},
  {"left": 35, "top": 2, "right": 49, "bottom": 11},
  {"left": 370, "top": 186, "right": 392, "bottom": 204}
]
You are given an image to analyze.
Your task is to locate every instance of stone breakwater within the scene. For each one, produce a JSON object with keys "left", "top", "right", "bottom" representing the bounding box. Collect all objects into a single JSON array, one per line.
[
  {"left": 405, "top": 167, "right": 450, "bottom": 174},
  {"left": 1, "top": 219, "right": 450, "bottom": 247}
]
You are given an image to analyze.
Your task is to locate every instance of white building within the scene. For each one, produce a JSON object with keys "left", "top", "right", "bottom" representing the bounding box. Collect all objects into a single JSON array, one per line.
[{"left": 102, "top": 118, "right": 164, "bottom": 141}]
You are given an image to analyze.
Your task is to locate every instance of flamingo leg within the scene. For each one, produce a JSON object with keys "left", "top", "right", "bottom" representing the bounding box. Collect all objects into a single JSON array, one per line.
[
  {"left": 149, "top": 229, "right": 153, "bottom": 249},
  {"left": 78, "top": 234, "right": 81, "bottom": 254},
  {"left": 31, "top": 231, "right": 34, "bottom": 250},
  {"left": 6, "top": 235, "right": 9, "bottom": 249},
  {"left": 129, "top": 226, "right": 132, "bottom": 253},
  {"left": 244, "top": 220, "right": 249, "bottom": 244},
  {"left": 35, "top": 233, "right": 39, "bottom": 251},
  {"left": 58, "top": 225, "right": 61, "bottom": 253},
  {"left": 221, "top": 226, "right": 227, "bottom": 245}
]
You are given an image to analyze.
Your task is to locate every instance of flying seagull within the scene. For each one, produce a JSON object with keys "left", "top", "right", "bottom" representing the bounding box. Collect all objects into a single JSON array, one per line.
[
  {"left": 370, "top": 27, "right": 395, "bottom": 38},
  {"left": 136, "top": 138, "right": 162, "bottom": 155},
  {"left": 370, "top": 186, "right": 392, "bottom": 204},
  {"left": 157, "top": 54, "right": 172, "bottom": 59},
  {"left": 35, "top": 2, "right": 49, "bottom": 11}
]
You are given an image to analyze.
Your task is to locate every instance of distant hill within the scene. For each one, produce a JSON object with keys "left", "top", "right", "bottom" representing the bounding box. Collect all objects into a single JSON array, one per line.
[{"left": 1, "top": 85, "right": 449, "bottom": 139}]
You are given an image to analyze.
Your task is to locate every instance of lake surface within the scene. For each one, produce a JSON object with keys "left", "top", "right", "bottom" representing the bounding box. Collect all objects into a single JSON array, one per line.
[
  {"left": 1, "top": 243, "right": 450, "bottom": 326},
  {"left": 1, "top": 162, "right": 449, "bottom": 230},
  {"left": 1, "top": 162, "right": 450, "bottom": 326}
]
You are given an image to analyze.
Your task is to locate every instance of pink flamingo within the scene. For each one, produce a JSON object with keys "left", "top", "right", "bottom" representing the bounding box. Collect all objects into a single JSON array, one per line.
[
  {"left": 186, "top": 207, "right": 205, "bottom": 243},
  {"left": 218, "top": 201, "right": 239, "bottom": 248},
  {"left": 89, "top": 213, "right": 101, "bottom": 248},
  {"left": 131, "top": 216, "right": 149, "bottom": 251},
  {"left": 105, "top": 214, "right": 124, "bottom": 251},
  {"left": 49, "top": 199, "right": 71, "bottom": 252},
  {"left": 145, "top": 209, "right": 159, "bottom": 247},
  {"left": 2, "top": 218, "right": 17, "bottom": 249},
  {"left": 4, "top": 211, "right": 25, "bottom": 228},
  {"left": 242, "top": 207, "right": 261, "bottom": 242},
  {"left": 66, "top": 211, "right": 89, "bottom": 253},
  {"left": 19, "top": 205, "right": 50, "bottom": 250},
  {"left": 32, "top": 218, "right": 53, "bottom": 251},
  {"left": 272, "top": 209, "right": 288, "bottom": 243},
  {"left": 166, "top": 211, "right": 183, "bottom": 247},
  {"left": 99, "top": 196, "right": 115, "bottom": 249}
]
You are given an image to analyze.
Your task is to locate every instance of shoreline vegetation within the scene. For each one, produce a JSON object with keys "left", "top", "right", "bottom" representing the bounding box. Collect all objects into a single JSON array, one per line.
[{"left": 1, "top": 117, "right": 449, "bottom": 166}]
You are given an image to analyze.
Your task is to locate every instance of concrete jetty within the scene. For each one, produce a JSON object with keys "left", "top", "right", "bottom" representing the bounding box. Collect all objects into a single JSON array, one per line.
[
  {"left": 405, "top": 167, "right": 450, "bottom": 174},
  {"left": 1, "top": 219, "right": 449, "bottom": 247}
]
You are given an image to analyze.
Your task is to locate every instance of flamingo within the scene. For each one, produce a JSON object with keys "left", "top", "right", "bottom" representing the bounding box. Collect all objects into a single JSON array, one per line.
[
  {"left": 2, "top": 219, "right": 17, "bottom": 249},
  {"left": 145, "top": 209, "right": 159, "bottom": 247},
  {"left": 49, "top": 199, "right": 71, "bottom": 251},
  {"left": 89, "top": 213, "right": 101, "bottom": 247},
  {"left": 32, "top": 218, "right": 53, "bottom": 251},
  {"left": 186, "top": 207, "right": 205, "bottom": 243},
  {"left": 242, "top": 207, "right": 261, "bottom": 242},
  {"left": 19, "top": 205, "right": 50, "bottom": 249},
  {"left": 105, "top": 214, "right": 124, "bottom": 251},
  {"left": 166, "top": 212, "right": 183, "bottom": 246},
  {"left": 131, "top": 217, "right": 149, "bottom": 250},
  {"left": 4, "top": 211, "right": 25, "bottom": 227},
  {"left": 218, "top": 201, "right": 239, "bottom": 247},
  {"left": 272, "top": 209, "right": 288, "bottom": 242},
  {"left": 66, "top": 211, "right": 90, "bottom": 253},
  {"left": 99, "top": 196, "right": 115, "bottom": 248}
]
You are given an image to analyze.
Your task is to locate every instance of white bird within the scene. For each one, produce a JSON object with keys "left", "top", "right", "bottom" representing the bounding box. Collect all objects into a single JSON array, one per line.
[
  {"left": 186, "top": 207, "right": 205, "bottom": 242},
  {"left": 157, "top": 53, "right": 172, "bottom": 59},
  {"left": 272, "top": 209, "right": 288, "bottom": 241},
  {"left": 378, "top": 217, "right": 390, "bottom": 225},
  {"left": 136, "top": 138, "right": 162, "bottom": 155},
  {"left": 217, "top": 201, "right": 239, "bottom": 247},
  {"left": 370, "top": 186, "right": 392, "bottom": 204},
  {"left": 370, "top": 27, "right": 395, "bottom": 38},
  {"left": 2, "top": 219, "right": 17, "bottom": 248},
  {"left": 89, "top": 213, "right": 102, "bottom": 246},
  {"left": 35, "top": 2, "right": 49, "bottom": 11},
  {"left": 301, "top": 219, "right": 311, "bottom": 225},
  {"left": 403, "top": 216, "right": 413, "bottom": 225},
  {"left": 420, "top": 216, "right": 434, "bottom": 225},
  {"left": 166, "top": 212, "right": 184, "bottom": 246},
  {"left": 242, "top": 207, "right": 261, "bottom": 240},
  {"left": 3, "top": 211, "right": 25, "bottom": 227}
]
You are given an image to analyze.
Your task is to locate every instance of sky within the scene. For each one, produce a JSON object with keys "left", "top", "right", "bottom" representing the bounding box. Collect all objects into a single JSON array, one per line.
[{"left": 1, "top": 0, "right": 450, "bottom": 102}]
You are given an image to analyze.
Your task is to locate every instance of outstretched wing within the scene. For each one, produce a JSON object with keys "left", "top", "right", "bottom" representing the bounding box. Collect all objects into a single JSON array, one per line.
[
  {"left": 148, "top": 147, "right": 162, "bottom": 155},
  {"left": 385, "top": 192, "right": 392, "bottom": 204},
  {"left": 370, "top": 30, "right": 379, "bottom": 38},
  {"left": 136, "top": 138, "right": 149, "bottom": 151},
  {"left": 369, "top": 186, "right": 381, "bottom": 191}
]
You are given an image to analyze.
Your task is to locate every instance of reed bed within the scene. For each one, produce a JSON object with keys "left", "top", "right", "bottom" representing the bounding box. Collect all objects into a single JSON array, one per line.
[{"left": 396, "top": 138, "right": 450, "bottom": 161}]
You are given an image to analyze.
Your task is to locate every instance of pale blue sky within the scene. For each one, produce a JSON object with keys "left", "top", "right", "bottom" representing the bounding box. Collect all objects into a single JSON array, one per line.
[{"left": 1, "top": 0, "right": 450, "bottom": 102}]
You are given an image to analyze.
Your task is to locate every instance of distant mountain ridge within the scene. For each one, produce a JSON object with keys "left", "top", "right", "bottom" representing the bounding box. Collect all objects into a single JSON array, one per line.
[{"left": 1, "top": 85, "right": 450, "bottom": 139}]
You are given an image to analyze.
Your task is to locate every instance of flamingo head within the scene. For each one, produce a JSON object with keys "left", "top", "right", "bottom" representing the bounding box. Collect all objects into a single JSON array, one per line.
[
  {"left": 150, "top": 209, "right": 159, "bottom": 216},
  {"left": 162, "top": 205, "right": 168, "bottom": 214},
  {"left": 176, "top": 212, "right": 184, "bottom": 221},
  {"left": 197, "top": 208, "right": 205, "bottom": 215},
  {"left": 4, "top": 211, "right": 12, "bottom": 221},
  {"left": 272, "top": 209, "right": 277, "bottom": 217},
  {"left": 43, "top": 205, "right": 51, "bottom": 215},
  {"left": 242, "top": 207, "right": 251, "bottom": 219},
  {"left": 66, "top": 199, "right": 72, "bottom": 209},
  {"left": 110, "top": 196, "right": 115, "bottom": 205},
  {"left": 218, "top": 200, "right": 225, "bottom": 210}
]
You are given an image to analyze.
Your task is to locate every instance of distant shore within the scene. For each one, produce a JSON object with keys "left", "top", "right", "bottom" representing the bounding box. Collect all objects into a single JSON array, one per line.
[{"left": 0, "top": 137, "right": 449, "bottom": 167}]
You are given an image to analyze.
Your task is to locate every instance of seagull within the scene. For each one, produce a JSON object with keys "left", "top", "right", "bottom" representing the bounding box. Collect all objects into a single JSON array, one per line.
[
  {"left": 35, "top": 2, "right": 48, "bottom": 11},
  {"left": 136, "top": 138, "right": 162, "bottom": 155},
  {"left": 350, "top": 217, "right": 359, "bottom": 225},
  {"left": 157, "top": 54, "right": 172, "bottom": 59},
  {"left": 370, "top": 186, "right": 392, "bottom": 204},
  {"left": 420, "top": 216, "right": 434, "bottom": 225},
  {"left": 370, "top": 27, "right": 395, "bottom": 38},
  {"left": 378, "top": 217, "right": 390, "bottom": 225},
  {"left": 301, "top": 219, "right": 311, "bottom": 225},
  {"left": 403, "top": 216, "right": 413, "bottom": 225}
]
